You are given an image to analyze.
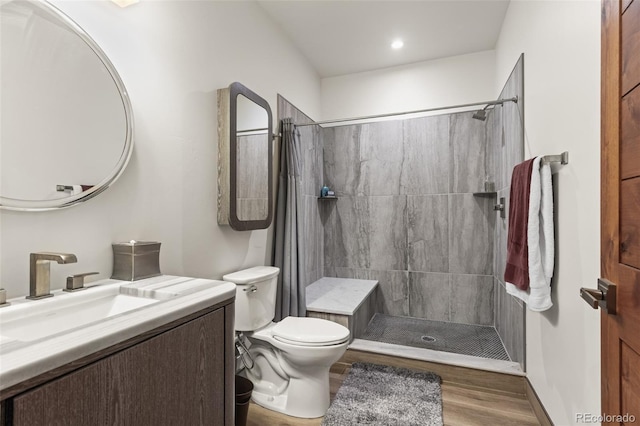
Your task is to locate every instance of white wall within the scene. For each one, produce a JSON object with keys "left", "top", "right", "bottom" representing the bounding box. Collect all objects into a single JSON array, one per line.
[
  {"left": 321, "top": 50, "right": 496, "bottom": 121},
  {"left": 495, "top": 1, "right": 601, "bottom": 424},
  {"left": 0, "top": 0, "right": 320, "bottom": 298}
]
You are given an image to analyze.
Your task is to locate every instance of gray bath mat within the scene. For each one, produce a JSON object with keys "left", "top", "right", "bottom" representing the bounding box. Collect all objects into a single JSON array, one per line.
[{"left": 322, "top": 362, "right": 443, "bottom": 426}]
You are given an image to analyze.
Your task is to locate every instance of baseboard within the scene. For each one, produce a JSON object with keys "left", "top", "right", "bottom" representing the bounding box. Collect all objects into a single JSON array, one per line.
[{"left": 525, "top": 377, "right": 554, "bottom": 426}]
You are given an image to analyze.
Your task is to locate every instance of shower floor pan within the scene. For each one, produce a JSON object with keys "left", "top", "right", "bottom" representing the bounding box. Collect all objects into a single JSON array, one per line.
[{"left": 360, "top": 313, "right": 510, "bottom": 361}]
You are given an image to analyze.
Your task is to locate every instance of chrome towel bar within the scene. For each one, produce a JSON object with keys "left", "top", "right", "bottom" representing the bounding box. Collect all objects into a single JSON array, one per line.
[{"left": 541, "top": 151, "right": 569, "bottom": 165}]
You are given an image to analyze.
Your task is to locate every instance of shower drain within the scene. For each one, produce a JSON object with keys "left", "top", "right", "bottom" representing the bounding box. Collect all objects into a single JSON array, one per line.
[{"left": 421, "top": 335, "right": 437, "bottom": 343}]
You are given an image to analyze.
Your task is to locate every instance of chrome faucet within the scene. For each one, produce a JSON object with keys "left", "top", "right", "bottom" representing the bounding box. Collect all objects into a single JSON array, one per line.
[{"left": 28, "top": 252, "right": 77, "bottom": 300}]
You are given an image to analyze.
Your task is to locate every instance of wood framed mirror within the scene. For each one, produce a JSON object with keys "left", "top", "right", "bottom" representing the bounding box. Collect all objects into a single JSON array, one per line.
[{"left": 217, "top": 82, "right": 273, "bottom": 231}]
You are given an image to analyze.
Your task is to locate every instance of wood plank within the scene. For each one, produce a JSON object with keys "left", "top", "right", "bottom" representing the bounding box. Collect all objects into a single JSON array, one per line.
[
  {"left": 621, "top": 342, "right": 640, "bottom": 417},
  {"left": 442, "top": 383, "right": 535, "bottom": 417},
  {"left": 601, "top": 0, "right": 622, "bottom": 417},
  {"left": 618, "top": 265, "right": 640, "bottom": 352},
  {"left": 620, "top": 178, "right": 640, "bottom": 269},
  {"left": 443, "top": 400, "right": 539, "bottom": 426},
  {"left": 623, "top": 0, "right": 634, "bottom": 14},
  {"left": 622, "top": 0, "right": 640, "bottom": 95},
  {"left": 621, "top": 89, "right": 640, "bottom": 179},
  {"left": 342, "top": 349, "right": 526, "bottom": 395},
  {"left": 601, "top": 0, "right": 621, "bottom": 284}
]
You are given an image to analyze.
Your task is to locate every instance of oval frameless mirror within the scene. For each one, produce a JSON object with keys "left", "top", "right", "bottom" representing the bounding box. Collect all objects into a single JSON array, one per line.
[
  {"left": 217, "top": 82, "right": 273, "bottom": 231},
  {"left": 0, "top": 0, "right": 133, "bottom": 211}
]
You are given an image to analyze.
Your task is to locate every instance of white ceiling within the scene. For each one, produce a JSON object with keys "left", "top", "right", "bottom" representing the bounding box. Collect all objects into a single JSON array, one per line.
[{"left": 258, "top": 0, "right": 511, "bottom": 78}]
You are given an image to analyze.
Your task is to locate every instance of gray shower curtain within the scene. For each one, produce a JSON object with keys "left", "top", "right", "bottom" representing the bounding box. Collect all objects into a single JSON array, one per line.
[{"left": 273, "top": 118, "right": 306, "bottom": 321}]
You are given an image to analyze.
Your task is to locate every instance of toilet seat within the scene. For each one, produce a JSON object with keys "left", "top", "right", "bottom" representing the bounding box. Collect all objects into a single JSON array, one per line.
[{"left": 255, "top": 317, "right": 349, "bottom": 347}]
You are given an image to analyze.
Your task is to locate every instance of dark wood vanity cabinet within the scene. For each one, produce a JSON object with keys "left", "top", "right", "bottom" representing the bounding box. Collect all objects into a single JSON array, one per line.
[{"left": 2, "top": 302, "right": 235, "bottom": 426}]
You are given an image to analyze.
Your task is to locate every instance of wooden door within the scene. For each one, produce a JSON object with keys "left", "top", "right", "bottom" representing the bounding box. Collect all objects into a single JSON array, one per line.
[{"left": 601, "top": 0, "right": 640, "bottom": 422}]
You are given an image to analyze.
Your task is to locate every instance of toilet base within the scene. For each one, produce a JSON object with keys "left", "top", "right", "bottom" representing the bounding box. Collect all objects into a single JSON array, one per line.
[{"left": 250, "top": 374, "right": 330, "bottom": 419}]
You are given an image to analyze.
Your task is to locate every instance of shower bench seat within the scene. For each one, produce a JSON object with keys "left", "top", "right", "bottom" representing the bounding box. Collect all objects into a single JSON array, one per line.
[{"left": 305, "top": 277, "right": 378, "bottom": 342}]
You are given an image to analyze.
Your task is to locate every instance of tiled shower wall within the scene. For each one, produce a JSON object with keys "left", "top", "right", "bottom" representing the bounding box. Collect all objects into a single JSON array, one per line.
[
  {"left": 319, "top": 55, "right": 525, "bottom": 367},
  {"left": 488, "top": 55, "right": 526, "bottom": 368},
  {"left": 277, "top": 55, "right": 525, "bottom": 366},
  {"left": 321, "top": 114, "right": 496, "bottom": 326}
]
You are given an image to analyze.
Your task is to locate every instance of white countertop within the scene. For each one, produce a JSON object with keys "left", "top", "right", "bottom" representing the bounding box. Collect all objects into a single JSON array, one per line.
[
  {"left": 306, "top": 277, "right": 377, "bottom": 315},
  {"left": 0, "top": 275, "right": 235, "bottom": 393}
]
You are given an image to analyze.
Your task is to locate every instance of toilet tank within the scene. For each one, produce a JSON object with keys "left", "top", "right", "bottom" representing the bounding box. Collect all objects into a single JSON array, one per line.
[{"left": 223, "top": 266, "right": 279, "bottom": 331}]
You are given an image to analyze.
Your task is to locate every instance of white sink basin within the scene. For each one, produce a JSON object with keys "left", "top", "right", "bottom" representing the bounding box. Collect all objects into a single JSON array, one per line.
[
  {"left": 0, "top": 284, "right": 160, "bottom": 344},
  {"left": 0, "top": 275, "right": 236, "bottom": 393},
  {"left": 1, "top": 294, "right": 157, "bottom": 343}
]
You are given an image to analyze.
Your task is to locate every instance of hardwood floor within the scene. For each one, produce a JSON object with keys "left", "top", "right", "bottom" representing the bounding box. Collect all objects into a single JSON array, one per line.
[{"left": 246, "top": 358, "right": 540, "bottom": 426}]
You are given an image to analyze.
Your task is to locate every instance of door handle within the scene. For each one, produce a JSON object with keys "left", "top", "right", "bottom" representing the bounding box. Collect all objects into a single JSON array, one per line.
[{"left": 580, "top": 278, "right": 616, "bottom": 315}]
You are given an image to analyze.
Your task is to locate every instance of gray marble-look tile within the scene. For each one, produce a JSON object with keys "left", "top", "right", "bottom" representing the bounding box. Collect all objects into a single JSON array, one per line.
[
  {"left": 322, "top": 125, "right": 362, "bottom": 197},
  {"left": 449, "top": 194, "right": 494, "bottom": 275},
  {"left": 486, "top": 107, "right": 504, "bottom": 191},
  {"left": 303, "top": 195, "right": 323, "bottom": 274},
  {"left": 358, "top": 121, "right": 404, "bottom": 196},
  {"left": 401, "top": 115, "right": 449, "bottom": 195},
  {"left": 353, "top": 289, "right": 378, "bottom": 339},
  {"left": 495, "top": 279, "right": 507, "bottom": 338},
  {"left": 498, "top": 57, "right": 524, "bottom": 187},
  {"left": 407, "top": 195, "right": 449, "bottom": 273},
  {"left": 305, "top": 268, "right": 323, "bottom": 291},
  {"left": 277, "top": 95, "right": 314, "bottom": 126},
  {"left": 450, "top": 113, "right": 487, "bottom": 193},
  {"left": 450, "top": 274, "right": 494, "bottom": 326},
  {"left": 494, "top": 279, "right": 525, "bottom": 367},
  {"left": 494, "top": 187, "right": 509, "bottom": 282},
  {"left": 306, "top": 277, "right": 377, "bottom": 315},
  {"left": 408, "top": 272, "right": 450, "bottom": 321},
  {"left": 493, "top": 278, "right": 500, "bottom": 328},
  {"left": 327, "top": 267, "right": 410, "bottom": 317},
  {"left": 323, "top": 196, "right": 370, "bottom": 269},
  {"left": 297, "top": 124, "right": 322, "bottom": 197},
  {"left": 510, "top": 294, "right": 526, "bottom": 369},
  {"left": 324, "top": 195, "right": 407, "bottom": 270},
  {"left": 315, "top": 124, "right": 324, "bottom": 193},
  {"left": 368, "top": 195, "right": 407, "bottom": 271},
  {"left": 505, "top": 292, "right": 526, "bottom": 368},
  {"left": 503, "top": 99, "right": 524, "bottom": 186}
]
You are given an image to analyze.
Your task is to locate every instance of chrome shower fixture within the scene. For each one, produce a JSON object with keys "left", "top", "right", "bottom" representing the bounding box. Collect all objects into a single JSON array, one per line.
[
  {"left": 472, "top": 96, "right": 519, "bottom": 121},
  {"left": 472, "top": 107, "right": 489, "bottom": 121}
]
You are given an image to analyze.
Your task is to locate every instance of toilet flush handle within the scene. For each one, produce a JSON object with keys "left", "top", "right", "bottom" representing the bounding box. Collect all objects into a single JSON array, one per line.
[{"left": 243, "top": 285, "right": 258, "bottom": 293}]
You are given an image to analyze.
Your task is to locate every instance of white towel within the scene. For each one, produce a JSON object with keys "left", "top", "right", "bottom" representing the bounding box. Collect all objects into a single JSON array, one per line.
[{"left": 506, "top": 156, "right": 555, "bottom": 311}]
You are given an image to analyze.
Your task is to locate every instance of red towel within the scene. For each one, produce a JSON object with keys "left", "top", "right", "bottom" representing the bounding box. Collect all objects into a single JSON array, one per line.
[{"left": 504, "top": 158, "right": 536, "bottom": 291}]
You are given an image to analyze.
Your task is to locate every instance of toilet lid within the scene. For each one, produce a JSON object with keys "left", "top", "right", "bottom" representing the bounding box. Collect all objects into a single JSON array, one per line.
[
  {"left": 222, "top": 266, "right": 279, "bottom": 284},
  {"left": 272, "top": 317, "right": 350, "bottom": 346}
]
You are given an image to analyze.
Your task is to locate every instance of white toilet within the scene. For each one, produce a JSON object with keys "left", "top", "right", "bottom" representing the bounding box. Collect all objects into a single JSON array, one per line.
[{"left": 224, "top": 266, "right": 350, "bottom": 419}]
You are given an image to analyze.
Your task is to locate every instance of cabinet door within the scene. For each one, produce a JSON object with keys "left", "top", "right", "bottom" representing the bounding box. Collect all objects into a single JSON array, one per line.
[{"left": 12, "top": 309, "right": 226, "bottom": 426}]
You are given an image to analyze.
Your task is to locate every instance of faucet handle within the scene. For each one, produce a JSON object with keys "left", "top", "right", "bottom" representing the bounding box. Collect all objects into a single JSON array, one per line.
[{"left": 64, "top": 272, "right": 99, "bottom": 292}]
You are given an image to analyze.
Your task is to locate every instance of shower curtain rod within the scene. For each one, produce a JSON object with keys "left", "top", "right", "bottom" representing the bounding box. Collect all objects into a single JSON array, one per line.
[{"left": 294, "top": 96, "right": 518, "bottom": 127}]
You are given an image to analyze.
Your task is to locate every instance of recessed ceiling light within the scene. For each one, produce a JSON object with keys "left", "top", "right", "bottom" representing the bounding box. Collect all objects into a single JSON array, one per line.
[{"left": 391, "top": 39, "right": 404, "bottom": 50}]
